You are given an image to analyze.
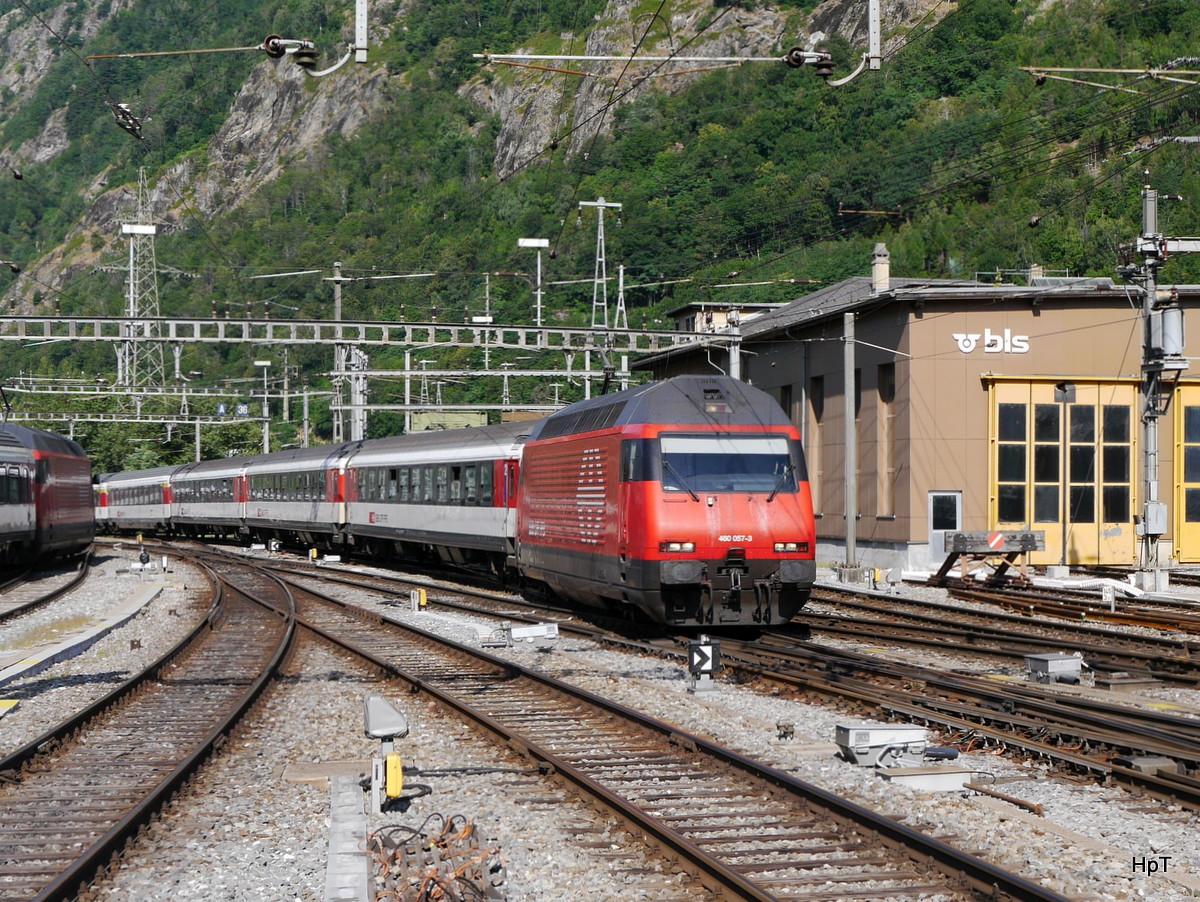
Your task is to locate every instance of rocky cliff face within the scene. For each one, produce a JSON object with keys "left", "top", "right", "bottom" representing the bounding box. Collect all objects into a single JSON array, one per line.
[
  {"left": 463, "top": 0, "right": 796, "bottom": 180},
  {"left": 461, "top": 0, "right": 938, "bottom": 181},
  {"left": 1, "top": 0, "right": 937, "bottom": 307},
  {"left": 4, "top": 39, "right": 390, "bottom": 308}
]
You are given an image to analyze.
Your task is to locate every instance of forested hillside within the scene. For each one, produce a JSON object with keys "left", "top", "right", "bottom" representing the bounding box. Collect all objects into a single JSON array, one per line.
[{"left": 0, "top": 0, "right": 1197, "bottom": 469}]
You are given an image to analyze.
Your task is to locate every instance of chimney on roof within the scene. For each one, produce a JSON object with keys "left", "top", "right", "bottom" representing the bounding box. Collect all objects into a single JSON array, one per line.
[{"left": 872, "top": 243, "right": 890, "bottom": 294}]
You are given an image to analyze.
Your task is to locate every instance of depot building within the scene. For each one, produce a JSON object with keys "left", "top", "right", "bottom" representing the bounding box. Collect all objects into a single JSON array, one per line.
[{"left": 639, "top": 246, "right": 1200, "bottom": 571}]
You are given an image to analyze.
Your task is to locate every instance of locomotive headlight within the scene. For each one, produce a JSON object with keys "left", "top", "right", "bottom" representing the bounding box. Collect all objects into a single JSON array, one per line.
[
  {"left": 774, "top": 542, "right": 809, "bottom": 553},
  {"left": 660, "top": 541, "right": 696, "bottom": 553}
]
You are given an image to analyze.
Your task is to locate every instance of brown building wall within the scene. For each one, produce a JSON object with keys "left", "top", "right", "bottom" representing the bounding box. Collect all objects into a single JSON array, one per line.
[{"left": 651, "top": 283, "right": 1200, "bottom": 568}]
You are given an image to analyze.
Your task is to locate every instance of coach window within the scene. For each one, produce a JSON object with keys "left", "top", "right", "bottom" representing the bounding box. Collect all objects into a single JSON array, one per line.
[
  {"left": 398, "top": 467, "right": 410, "bottom": 503},
  {"left": 450, "top": 466, "right": 463, "bottom": 504},
  {"left": 464, "top": 465, "right": 477, "bottom": 505},
  {"left": 435, "top": 465, "right": 449, "bottom": 503},
  {"left": 420, "top": 466, "right": 434, "bottom": 503},
  {"left": 387, "top": 468, "right": 398, "bottom": 501},
  {"left": 480, "top": 464, "right": 494, "bottom": 505}
]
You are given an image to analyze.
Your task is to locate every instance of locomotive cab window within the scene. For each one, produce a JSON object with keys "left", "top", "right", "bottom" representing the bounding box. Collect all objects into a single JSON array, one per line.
[
  {"left": 621, "top": 439, "right": 655, "bottom": 482},
  {"left": 659, "top": 434, "right": 796, "bottom": 494}
]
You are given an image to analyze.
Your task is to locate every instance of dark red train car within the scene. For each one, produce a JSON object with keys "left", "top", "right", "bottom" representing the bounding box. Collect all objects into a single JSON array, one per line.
[
  {"left": 515, "top": 376, "right": 815, "bottom": 627},
  {"left": 2, "top": 425, "right": 95, "bottom": 557}
]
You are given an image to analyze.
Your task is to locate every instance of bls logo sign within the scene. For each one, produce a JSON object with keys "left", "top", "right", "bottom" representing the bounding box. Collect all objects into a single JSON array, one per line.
[{"left": 953, "top": 328, "right": 1030, "bottom": 354}]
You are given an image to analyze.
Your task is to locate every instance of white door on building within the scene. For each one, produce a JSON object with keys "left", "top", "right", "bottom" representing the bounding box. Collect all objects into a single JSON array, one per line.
[{"left": 928, "top": 491, "right": 962, "bottom": 567}]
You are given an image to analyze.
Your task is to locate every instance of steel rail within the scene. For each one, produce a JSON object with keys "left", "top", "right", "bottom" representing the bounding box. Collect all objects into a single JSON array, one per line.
[
  {"left": 0, "top": 561, "right": 295, "bottom": 902},
  {"left": 0, "top": 551, "right": 93, "bottom": 623},
  {"left": 244, "top": 560, "right": 1075, "bottom": 902}
]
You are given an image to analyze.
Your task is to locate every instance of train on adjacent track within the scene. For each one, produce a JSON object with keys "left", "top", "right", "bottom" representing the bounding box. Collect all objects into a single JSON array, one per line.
[
  {"left": 0, "top": 424, "right": 95, "bottom": 563},
  {"left": 97, "top": 376, "right": 817, "bottom": 627}
]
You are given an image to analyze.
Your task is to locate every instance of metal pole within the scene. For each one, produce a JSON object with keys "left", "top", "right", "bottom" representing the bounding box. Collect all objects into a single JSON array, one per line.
[
  {"left": 536, "top": 248, "right": 543, "bottom": 329},
  {"left": 404, "top": 348, "right": 411, "bottom": 434},
  {"left": 262, "top": 365, "right": 270, "bottom": 454},
  {"left": 728, "top": 317, "right": 741, "bottom": 381},
  {"left": 302, "top": 391, "right": 310, "bottom": 447},
  {"left": 1140, "top": 175, "right": 1163, "bottom": 570},
  {"left": 1055, "top": 382, "right": 1076, "bottom": 566},
  {"left": 844, "top": 312, "right": 857, "bottom": 567},
  {"left": 332, "top": 260, "right": 346, "bottom": 444}
]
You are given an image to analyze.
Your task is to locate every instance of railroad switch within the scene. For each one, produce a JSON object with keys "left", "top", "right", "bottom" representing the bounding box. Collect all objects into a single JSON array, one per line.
[
  {"left": 364, "top": 694, "right": 409, "bottom": 812},
  {"left": 481, "top": 621, "right": 559, "bottom": 649},
  {"left": 1024, "top": 652, "right": 1088, "bottom": 685}
]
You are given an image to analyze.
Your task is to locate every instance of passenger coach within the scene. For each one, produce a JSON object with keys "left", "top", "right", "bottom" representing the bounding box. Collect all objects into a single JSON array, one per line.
[
  {"left": 342, "top": 423, "right": 526, "bottom": 574},
  {"left": 99, "top": 465, "right": 175, "bottom": 534}
]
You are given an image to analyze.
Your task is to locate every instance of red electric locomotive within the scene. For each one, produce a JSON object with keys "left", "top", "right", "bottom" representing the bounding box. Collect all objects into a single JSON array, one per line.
[{"left": 515, "top": 375, "right": 815, "bottom": 627}]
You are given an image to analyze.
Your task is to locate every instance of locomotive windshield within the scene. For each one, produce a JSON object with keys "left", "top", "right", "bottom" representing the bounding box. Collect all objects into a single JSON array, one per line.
[{"left": 659, "top": 434, "right": 796, "bottom": 494}]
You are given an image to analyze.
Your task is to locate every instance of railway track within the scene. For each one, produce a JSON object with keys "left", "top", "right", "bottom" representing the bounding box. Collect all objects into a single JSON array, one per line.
[
  {"left": 714, "top": 634, "right": 1200, "bottom": 810},
  {"left": 0, "top": 554, "right": 92, "bottom": 623},
  {"left": 265, "top": 553, "right": 1200, "bottom": 811},
  {"left": 0, "top": 557, "right": 292, "bottom": 902},
  {"left": 946, "top": 581, "right": 1200, "bottom": 633},
  {"left": 795, "top": 589, "right": 1200, "bottom": 684},
  {"left": 210, "top": 552, "right": 1071, "bottom": 902}
]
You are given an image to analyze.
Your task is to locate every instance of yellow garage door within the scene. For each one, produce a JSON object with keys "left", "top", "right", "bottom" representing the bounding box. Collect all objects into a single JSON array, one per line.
[
  {"left": 991, "top": 381, "right": 1136, "bottom": 565},
  {"left": 1174, "top": 387, "right": 1200, "bottom": 562}
]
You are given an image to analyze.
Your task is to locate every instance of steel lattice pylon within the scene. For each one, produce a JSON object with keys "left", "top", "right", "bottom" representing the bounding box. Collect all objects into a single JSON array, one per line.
[{"left": 117, "top": 168, "right": 165, "bottom": 390}]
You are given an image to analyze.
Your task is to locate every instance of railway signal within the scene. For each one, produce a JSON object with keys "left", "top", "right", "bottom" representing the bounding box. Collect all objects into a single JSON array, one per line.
[{"left": 687, "top": 636, "right": 721, "bottom": 695}]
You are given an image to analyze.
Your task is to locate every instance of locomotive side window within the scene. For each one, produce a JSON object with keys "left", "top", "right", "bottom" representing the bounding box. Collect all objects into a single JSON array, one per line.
[
  {"left": 659, "top": 434, "right": 795, "bottom": 494},
  {"left": 620, "top": 439, "right": 654, "bottom": 481}
]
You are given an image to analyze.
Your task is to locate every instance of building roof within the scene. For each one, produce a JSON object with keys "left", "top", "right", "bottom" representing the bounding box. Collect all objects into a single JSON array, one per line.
[{"left": 634, "top": 270, "right": 1200, "bottom": 371}]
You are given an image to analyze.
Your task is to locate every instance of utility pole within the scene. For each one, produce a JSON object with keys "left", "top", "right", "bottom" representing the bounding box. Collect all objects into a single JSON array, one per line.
[
  {"left": 1117, "top": 171, "right": 1200, "bottom": 580},
  {"left": 843, "top": 311, "right": 858, "bottom": 575},
  {"left": 348, "top": 347, "right": 368, "bottom": 441},
  {"left": 579, "top": 197, "right": 622, "bottom": 329},
  {"left": 329, "top": 260, "right": 349, "bottom": 444},
  {"left": 579, "top": 196, "right": 622, "bottom": 399},
  {"left": 518, "top": 237, "right": 549, "bottom": 328},
  {"left": 118, "top": 168, "right": 166, "bottom": 390}
]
